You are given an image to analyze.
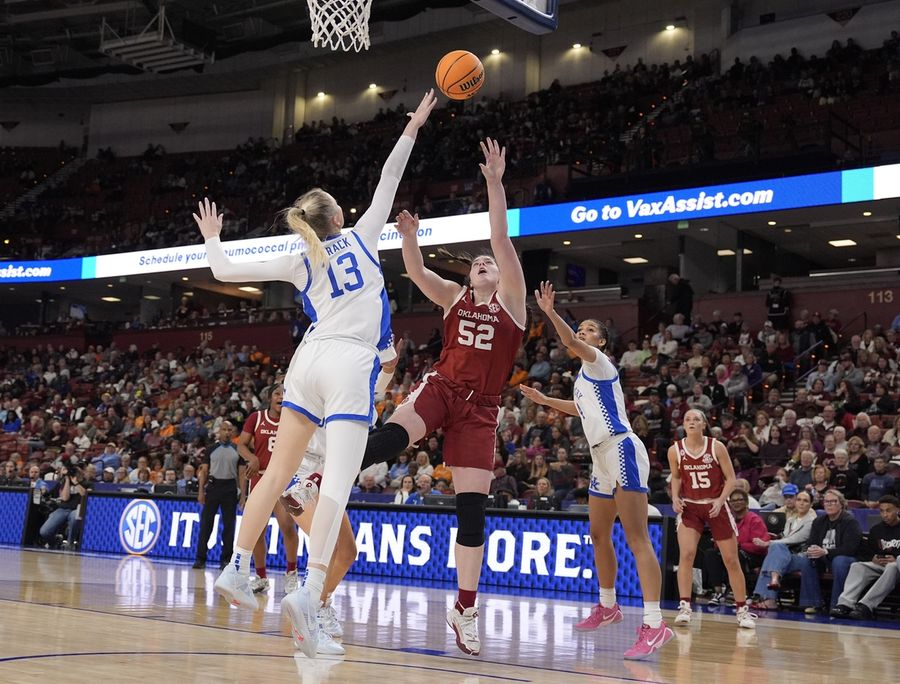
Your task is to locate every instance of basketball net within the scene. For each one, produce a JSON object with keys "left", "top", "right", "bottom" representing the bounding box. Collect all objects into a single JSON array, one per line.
[{"left": 307, "top": 0, "right": 373, "bottom": 52}]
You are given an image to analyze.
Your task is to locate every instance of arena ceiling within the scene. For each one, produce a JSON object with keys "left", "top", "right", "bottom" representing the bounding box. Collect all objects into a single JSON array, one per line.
[{"left": 0, "top": 0, "right": 478, "bottom": 87}]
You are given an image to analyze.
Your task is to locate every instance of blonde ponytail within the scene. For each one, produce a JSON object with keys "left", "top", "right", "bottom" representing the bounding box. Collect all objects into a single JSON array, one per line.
[
  {"left": 283, "top": 188, "right": 340, "bottom": 269},
  {"left": 286, "top": 207, "right": 328, "bottom": 269}
]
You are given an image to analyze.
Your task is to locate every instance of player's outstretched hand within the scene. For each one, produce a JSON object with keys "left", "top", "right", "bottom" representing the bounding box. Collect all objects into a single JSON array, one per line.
[
  {"left": 193, "top": 197, "right": 223, "bottom": 240},
  {"left": 394, "top": 210, "right": 419, "bottom": 238},
  {"left": 518, "top": 383, "right": 548, "bottom": 406},
  {"left": 407, "top": 89, "right": 437, "bottom": 129},
  {"left": 479, "top": 137, "right": 506, "bottom": 183},
  {"left": 534, "top": 280, "right": 556, "bottom": 316}
]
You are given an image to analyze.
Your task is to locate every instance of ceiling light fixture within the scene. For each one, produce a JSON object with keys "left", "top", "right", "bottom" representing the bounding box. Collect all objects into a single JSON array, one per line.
[
  {"left": 144, "top": 295, "right": 161, "bottom": 301},
  {"left": 181, "top": 276, "right": 189, "bottom": 281},
  {"left": 101, "top": 296, "right": 122, "bottom": 303},
  {"left": 828, "top": 239, "right": 857, "bottom": 247},
  {"left": 717, "top": 249, "right": 736, "bottom": 256},
  {"left": 572, "top": 43, "right": 582, "bottom": 49},
  {"left": 491, "top": 49, "right": 500, "bottom": 55},
  {"left": 368, "top": 83, "right": 377, "bottom": 89},
  {"left": 238, "top": 286, "right": 262, "bottom": 293},
  {"left": 665, "top": 24, "right": 675, "bottom": 31},
  {"left": 317, "top": 91, "right": 326, "bottom": 98},
  {"left": 623, "top": 257, "right": 648, "bottom": 264},
  {"left": 562, "top": 240, "right": 571, "bottom": 246},
  {"left": 862, "top": 211, "right": 872, "bottom": 217},
  {"left": 767, "top": 220, "right": 777, "bottom": 226}
]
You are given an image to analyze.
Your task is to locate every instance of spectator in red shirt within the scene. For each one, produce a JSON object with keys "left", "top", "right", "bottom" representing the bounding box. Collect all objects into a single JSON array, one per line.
[{"left": 702, "top": 489, "right": 768, "bottom": 601}]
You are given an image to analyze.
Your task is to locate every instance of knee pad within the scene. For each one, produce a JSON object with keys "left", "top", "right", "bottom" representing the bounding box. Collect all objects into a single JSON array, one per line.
[
  {"left": 455, "top": 492, "right": 488, "bottom": 547},
  {"left": 360, "top": 422, "right": 409, "bottom": 470}
]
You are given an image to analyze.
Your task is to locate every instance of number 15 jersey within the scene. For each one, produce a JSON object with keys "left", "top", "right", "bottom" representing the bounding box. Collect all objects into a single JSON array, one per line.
[
  {"left": 432, "top": 287, "right": 524, "bottom": 397},
  {"left": 675, "top": 436, "right": 725, "bottom": 502}
]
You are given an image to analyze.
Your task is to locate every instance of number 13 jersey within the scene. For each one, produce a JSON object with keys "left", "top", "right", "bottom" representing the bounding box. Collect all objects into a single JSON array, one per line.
[
  {"left": 433, "top": 287, "right": 524, "bottom": 397},
  {"left": 675, "top": 436, "right": 725, "bottom": 502}
]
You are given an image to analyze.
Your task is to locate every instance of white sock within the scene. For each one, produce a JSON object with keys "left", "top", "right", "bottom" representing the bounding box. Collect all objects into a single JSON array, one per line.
[
  {"left": 305, "top": 567, "right": 326, "bottom": 600},
  {"left": 599, "top": 587, "right": 617, "bottom": 609},
  {"left": 231, "top": 546, "right": 252, "bottom": 575},
  {"left": 643, "top": 601, "right": 662, "bottom": 629}
]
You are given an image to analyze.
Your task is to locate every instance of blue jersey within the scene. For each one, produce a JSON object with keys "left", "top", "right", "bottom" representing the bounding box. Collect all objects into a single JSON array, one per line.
[
  {"left": 205, "top": 135, "right": 414, "bottom": 355},
  {"left": 573, "top": 348, "right": 632, "bottom": 448}
]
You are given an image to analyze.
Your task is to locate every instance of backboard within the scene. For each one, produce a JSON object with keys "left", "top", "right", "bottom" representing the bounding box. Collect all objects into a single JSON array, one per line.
[{"left": 472, "top": 0, "right": 559, "bottom": 34}]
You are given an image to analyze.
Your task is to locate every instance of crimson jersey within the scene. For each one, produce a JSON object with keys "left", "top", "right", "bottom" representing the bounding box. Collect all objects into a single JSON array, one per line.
[
  {"left": 241, "top": 409, "right": 280, "bottom": 471},
  {"left": 675, "top": 436, "right": 725, "bottom": 502},
  {"left": 432, "top": 287, "right": 524, "bottom": 397}
]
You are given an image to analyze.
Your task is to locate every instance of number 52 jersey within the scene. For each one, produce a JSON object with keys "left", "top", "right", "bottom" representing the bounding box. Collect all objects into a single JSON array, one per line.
[{"left": 432, "top": 287, "right": 525, "bottom": 397}]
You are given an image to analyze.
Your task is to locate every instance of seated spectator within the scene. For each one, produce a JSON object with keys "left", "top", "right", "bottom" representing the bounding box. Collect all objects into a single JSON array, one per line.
[
  {"left": 759, "top": 470, "right": 791, "bottom": 510},
  {"left": 531, "top": 477, "right": 559, "bottom": 510},
  {"left": 760, "top": 426, "right": 789, "bottom": 468},
  {"left": 702, "top": 489, "right": 768, "bottom": 603},
  {"left": 863, "top": 425, "right": 888, "bottom": 462},
  {"left": 750, "top": 489, "right": 817, "bottom": 609},
  {"left": 153, "top": 468, "right": 178, "bottom": 492},
  {"left": 666, "top": 313, "right": 692, "bottom": 342},
  {"left": 548, "top": 447, "right": 575, "bottom": 497},
  {"left": 768, "top": 490, "right": 861, "bottom": 612},
  {"left": 733, "top": 478, "right": 761, "bottom": 509},
  {"left": 358, "top": 460, "right": 389, "bottom": 489},
  {"left": 883, "top": 416, "right": 900, "bottom": 458},
  {"left": 357, "top": 474, "right": 383, "bottom": 494},
  {"left": 789, "top": 450, "right": 816, "bottom": 490},
  {"left": 413, "top": 450, "right": 434, "bottom": 478},
  {"left": 862, "top": 455, "right": 895, "bottom": 508},
  {"left": 387, "top": 452, "right": 410, "bottom": 488},
  {"left": 92, "top": 443, "right": 121, "bottom": 471},
  {"left": 619, "top": 340, "right": 647, "bottom": 369},
  {"left": 829, "top": 449, "right": 860, "bottom": 501},
  {"left": 658, "top": 330, "right": 679, "bottom": 358},
  {"left": 393, "top": 475, "right": 415, "bottom": 504},
  {"left": 831, "top": 495, "right": 900, "bottom": 620},
  {"left": 406, "top": 474, "right": 439, "bottom": 505},
  {"left": 810, "top": 463, "right": 832, "bottom": 507},
  {"left": 177, "top": 463, "right": 199, "bottom": 494},
  {"left": 686, "top": 383, "right": 712, "bottom": 414}
]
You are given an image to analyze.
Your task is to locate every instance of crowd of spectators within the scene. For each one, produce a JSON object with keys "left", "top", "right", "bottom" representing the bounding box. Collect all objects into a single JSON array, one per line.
[
  {"left": 1, "top": 286, "right": 899, "bottom": 612},
  {"left": 4, "top": 31, "right": 900, "bottom": 263}
]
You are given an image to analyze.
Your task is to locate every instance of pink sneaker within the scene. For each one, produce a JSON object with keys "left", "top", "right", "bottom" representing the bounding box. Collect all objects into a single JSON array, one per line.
[
  {"left": 623, "top": 622, "right": 674, "bottom": 660},
  {"left": 574, "top": 603, "right": 624, "bottom": 631}
]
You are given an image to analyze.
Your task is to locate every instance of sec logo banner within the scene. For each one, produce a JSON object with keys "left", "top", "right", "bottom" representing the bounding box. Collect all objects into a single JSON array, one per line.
[{"left": 118, "top": 499, "right": 161, "bottom": 555}]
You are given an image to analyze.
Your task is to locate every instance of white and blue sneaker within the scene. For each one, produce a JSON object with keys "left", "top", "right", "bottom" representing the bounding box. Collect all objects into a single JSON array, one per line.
[
  {"left": 317, "top": 600, "right": 343, "bottom": 638},
  {"left": 214, "top": 564, "right": 258, "bottom": 609},
  {"left": 283, "top": 585, "right": 320, "bottom": 659}
]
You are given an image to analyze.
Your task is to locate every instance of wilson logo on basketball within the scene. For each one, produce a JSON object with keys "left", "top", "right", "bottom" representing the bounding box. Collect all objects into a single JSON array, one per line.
[{"left": 459, "top": 72, "right": 484, "bottom": 91}]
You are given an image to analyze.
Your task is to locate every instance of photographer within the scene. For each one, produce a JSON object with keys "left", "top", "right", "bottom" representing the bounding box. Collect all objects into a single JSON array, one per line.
[{"left": 39, "top": 464, "right": 90, "bottom": 548}]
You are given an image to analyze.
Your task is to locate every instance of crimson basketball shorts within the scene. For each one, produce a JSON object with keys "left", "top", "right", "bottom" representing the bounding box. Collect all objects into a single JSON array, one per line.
[
  {"left": 401, "top": 371, "right": 500, "bottom": 471},
  {"left": 678, "top": 500, "right": 737, "bottom": 541}
]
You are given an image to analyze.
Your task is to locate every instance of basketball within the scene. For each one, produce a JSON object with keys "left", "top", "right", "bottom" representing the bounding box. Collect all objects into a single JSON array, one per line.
[{"left": 435, "top": 50, "right": 485, "bottom": 100}]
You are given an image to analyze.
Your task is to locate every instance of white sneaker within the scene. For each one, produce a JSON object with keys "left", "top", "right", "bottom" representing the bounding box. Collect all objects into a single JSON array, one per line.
[
  {"left": 283, "top": 472, "right": 322, "bottom": 515},
  {"left": 736, "top": 605, "right": 757, "bottom": 629},
  {"left": 316, "top": 630, "right": 346, "bottom": 656},
  {"left": 675, "top": 600, "right": 692, "bottom": 625},
  {"left": 285, "top": 570, "right": 299, "bottom": 594},
  {"left": 446, "top": 606, "right": 480, "bottom": 656},
  {"left": 317, "top": 601, "right": 343, "bottom": 638},
  {"left": 249, "top": 575, "right": 270, "bottom": 594},
  {"left": 283, "top": 585, "right": 320, "bottom": 659},
  {"left": 214, "top": 565, "right": 258, "bottom": 609}
]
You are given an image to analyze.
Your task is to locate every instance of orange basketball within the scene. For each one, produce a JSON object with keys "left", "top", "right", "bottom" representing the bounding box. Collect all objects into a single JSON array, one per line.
[{"left": 435, "top": 50, "right": 485, "bottom": 100}]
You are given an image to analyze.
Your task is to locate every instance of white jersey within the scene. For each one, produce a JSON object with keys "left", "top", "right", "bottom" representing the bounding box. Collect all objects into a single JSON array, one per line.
[
  {"left": 573, "top": 348, "right": 632, "bottom": 448},
  {"left": 205, "top": 134, "right": 414, "bottom": 355}
]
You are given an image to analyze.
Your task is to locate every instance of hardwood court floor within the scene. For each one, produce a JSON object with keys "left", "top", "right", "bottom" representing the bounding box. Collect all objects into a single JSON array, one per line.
[{"left": 0, "top": 548, "right": 897, "bottom": 684}]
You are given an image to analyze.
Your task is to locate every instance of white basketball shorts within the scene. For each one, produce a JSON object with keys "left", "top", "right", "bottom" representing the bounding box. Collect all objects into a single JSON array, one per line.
[{"left": 588, "top": 432, "right": 650, "bottom": 498}]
